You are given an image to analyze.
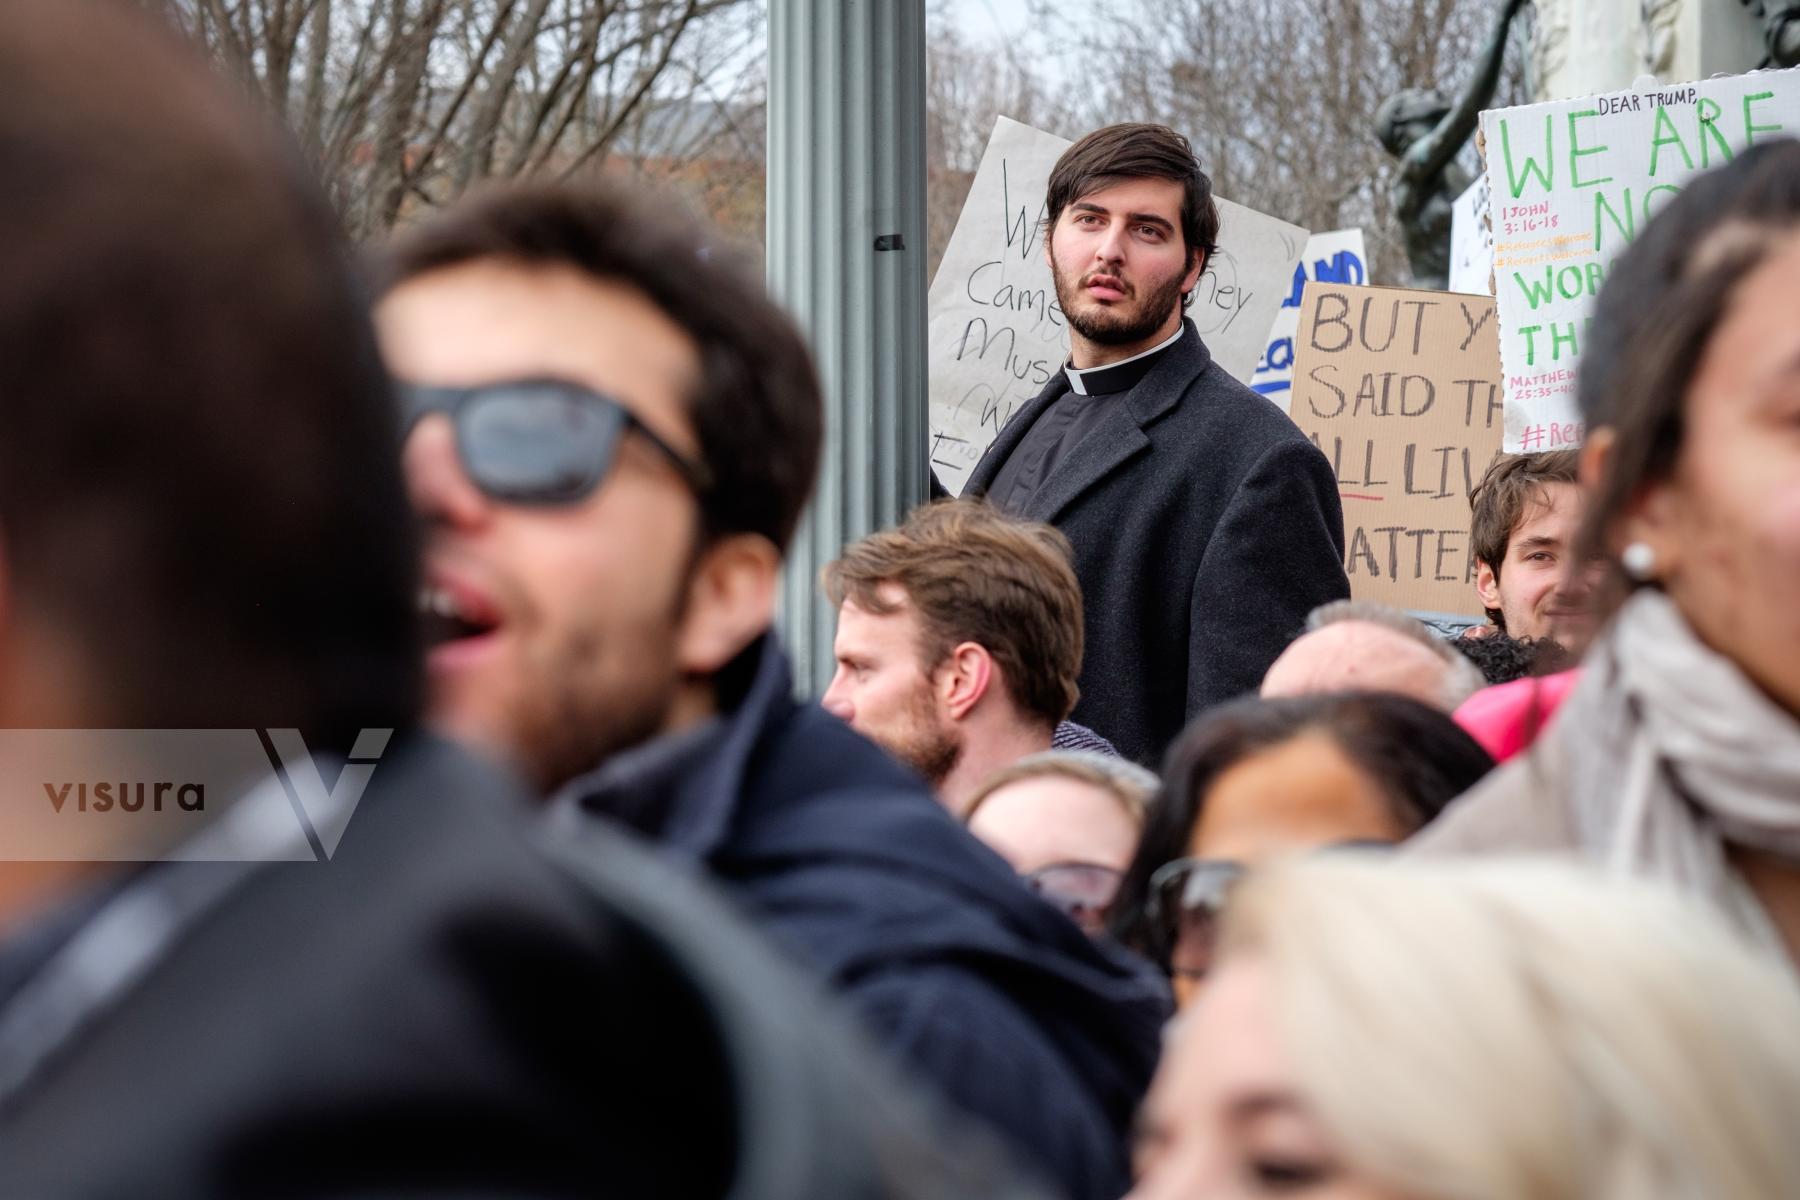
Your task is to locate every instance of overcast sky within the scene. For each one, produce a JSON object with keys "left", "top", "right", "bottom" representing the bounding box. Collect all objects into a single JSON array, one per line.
[
  {"left": 937, "top": 0, "right": 1085, "bottom": 88},
  {"left": 950, "top": 0, "right": 1037, "bottom": 42}
]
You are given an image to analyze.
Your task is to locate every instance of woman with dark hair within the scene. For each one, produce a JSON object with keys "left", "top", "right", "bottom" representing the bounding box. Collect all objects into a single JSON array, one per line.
[
  {"left": 1109, "top": 691, "right": 1494, "bottom": 1005},
  {"left": 1415, "top": 140, "right": 1800, "bottom": 969}
]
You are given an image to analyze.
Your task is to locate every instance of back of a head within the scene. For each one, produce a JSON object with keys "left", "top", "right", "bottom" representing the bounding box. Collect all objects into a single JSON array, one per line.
[
  {"left": 1450, "top": 631, "right": 1572, "bottom": 687},
  {"left": 964, "top": 749, "right": 1159, "bottom": 827},
  {"left": 1224, "top": 856, "right": 1800, "bottom": 1198},
  {"left": 382, "top": 180, "right": 823, "bottom": 554},
  {"left": 0, "top": 0, "right": 418, "bottom": 742},
  {"left": 823, "top": 499, "right": 1084, "bottom": 727},
  {"left": 1264, "top": 601, "right": 1484, "bottom": 711}
]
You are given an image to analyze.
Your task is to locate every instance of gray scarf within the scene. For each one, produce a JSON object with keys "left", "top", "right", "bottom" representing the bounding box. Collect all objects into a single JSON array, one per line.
[{"left": 1559, "top": 589, "right": 1800, "bottom": 952}]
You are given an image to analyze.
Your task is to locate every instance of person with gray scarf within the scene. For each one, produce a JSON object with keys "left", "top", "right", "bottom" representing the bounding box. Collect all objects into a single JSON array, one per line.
[{"left": 1413, "top": 140, "right": 1800, "bottom": 969}]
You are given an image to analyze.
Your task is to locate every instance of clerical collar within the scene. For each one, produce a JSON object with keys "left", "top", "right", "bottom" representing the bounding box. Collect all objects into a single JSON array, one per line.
[{"left": 1063, "top": 324, "right": 1184, "bottom": 396}]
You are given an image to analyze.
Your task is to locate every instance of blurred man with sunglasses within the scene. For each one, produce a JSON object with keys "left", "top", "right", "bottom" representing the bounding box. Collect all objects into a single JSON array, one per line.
[
  {"left": 378, "top": 184, "right": 1169, "bottom": 1200},
  {"left": 0, "top": 5, "right": 1069, "bottom": 1196}
]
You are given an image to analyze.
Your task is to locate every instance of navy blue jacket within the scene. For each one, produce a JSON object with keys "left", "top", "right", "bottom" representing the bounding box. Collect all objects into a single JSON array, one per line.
[{"left": 554, "top": 636, "right": 1171, "bottom": 1200}]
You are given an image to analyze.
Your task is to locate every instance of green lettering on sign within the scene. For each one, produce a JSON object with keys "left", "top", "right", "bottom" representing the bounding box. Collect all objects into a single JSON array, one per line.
[
  {"left": 1500, "top": 114, "right": 1555, "bottom": 199},
  {"left": 1568, "top": 109, "right": 1610, "bottom": 188},
  {"left": 1648, "top": 106, "right": 1693, "bottom": 176}
]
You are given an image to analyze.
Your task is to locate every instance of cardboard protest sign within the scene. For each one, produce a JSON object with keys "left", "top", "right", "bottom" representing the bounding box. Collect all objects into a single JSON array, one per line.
[
  {"left": 1250, "top": 229, "right": 1368, "bottom": 411},
  {"left": 1448, "top": 175, "right": 1494, "bottom": 295},
  {"left": 1288, "top": 283, "right": 1505, "bottom": 618},
  {"left": 927, "top": 116, "right": 1308, "bottom": 495},
  {"left": 1479, "top": 66, "right": 1800, "bottom": 452}
]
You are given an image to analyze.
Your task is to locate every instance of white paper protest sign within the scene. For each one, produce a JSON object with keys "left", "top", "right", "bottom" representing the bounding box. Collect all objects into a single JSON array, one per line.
[
  {"left": 1448, "top": 175, "right": 1494, "bottom": 295},
  {"left": 1250, "top": 229, "right": 1368, "bottom": 412},
  {"left": 927, "top": 116, "right": 1309, "bottom": 494},
  {"left": 1479, "top": 67, "right": 1800, "bottom": 453}
]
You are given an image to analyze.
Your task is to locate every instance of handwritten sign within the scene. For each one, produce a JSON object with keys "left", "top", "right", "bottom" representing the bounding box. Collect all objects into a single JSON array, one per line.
[
  {"left": 1448, "top": 175, "right": 1493, "bottom": 295},
  {"left": 1479, "top": 66, "right": 1800, "bottom": 452},
  {"left": 1250, "top": 229, "right": 1367, "bottom": 411},
  {"left": 927, "top": 116, "right": 1308, "bottom": 494},
  {"left": 1288, "top": 283, "right": 1505, "bottom": 618}
]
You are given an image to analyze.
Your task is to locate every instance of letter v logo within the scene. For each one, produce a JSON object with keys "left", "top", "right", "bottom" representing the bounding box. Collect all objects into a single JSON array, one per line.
[{"left": 262, "top": 729, "right": 392, "bottom": 860}]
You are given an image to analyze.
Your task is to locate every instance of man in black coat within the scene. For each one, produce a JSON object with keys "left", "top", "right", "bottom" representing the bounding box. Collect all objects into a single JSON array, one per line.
[
  {"left": 964, "top": 124, "right": 1351, "bottom": 764},
  {"left": 381, "top": 181, "right": 1171, "bottom": 1199},
  {"left": 0, "top": 8, "right": 1048, "bottom": 1196}
]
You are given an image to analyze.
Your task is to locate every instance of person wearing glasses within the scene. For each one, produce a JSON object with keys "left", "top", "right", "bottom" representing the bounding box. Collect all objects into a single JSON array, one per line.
[
  {"left": 377, "top": 183, "right": 1169, "bottom": 1200},
  {"left": 963, "top": 751, "right": 1160, "bottom": 935},
  {"left": 1107, "top": 691, "right": 1493, "bottom": 1005}
]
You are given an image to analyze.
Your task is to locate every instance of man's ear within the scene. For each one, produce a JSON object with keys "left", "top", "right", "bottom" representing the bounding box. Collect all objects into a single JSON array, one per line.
[
  {"left": 1182, "top": 247, "right": 1207, "bottom": 297},
  {"left": 1474, "top": 557, "right": 1503, "bottom": 612},
  {"left": 939, "top": 641, "right": 994, "bottom": 723},
  {"left": 675, "top": 533, "right": 781, "bottom": 676}
]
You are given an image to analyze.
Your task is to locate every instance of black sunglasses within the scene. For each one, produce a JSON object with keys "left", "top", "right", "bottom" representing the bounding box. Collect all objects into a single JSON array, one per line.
[
  {"left": 1145, "top": 858, "right": 1245, "bottom": 982},
  {"left": 400, "top": 377, "right": 712, "bottom": 506},
  {"left": 1145, "top": 841, "right": 1395, "bottom": 983}
]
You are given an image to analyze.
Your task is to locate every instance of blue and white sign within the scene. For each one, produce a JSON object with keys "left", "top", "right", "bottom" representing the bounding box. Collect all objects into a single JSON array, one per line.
[{"left": 1249, "top": 229, "right": 1367, "bottom": 412}]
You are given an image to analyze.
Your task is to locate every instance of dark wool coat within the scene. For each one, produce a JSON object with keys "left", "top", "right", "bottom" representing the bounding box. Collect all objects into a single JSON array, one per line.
[
  {"left": 966, "top": 320, "right": 1351, "bottom": 764},
  {"left": 556, "top": 636, "right": 1173, "bottom": 1200}
]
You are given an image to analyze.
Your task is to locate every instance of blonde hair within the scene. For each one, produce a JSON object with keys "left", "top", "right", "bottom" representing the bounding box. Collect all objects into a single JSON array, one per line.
[
  {"left": 962, "top": 750, "right": 1157, "bottom": 827},
  {"left": 1219, "top": 856, "right": 1800, "bottom": 1200}
]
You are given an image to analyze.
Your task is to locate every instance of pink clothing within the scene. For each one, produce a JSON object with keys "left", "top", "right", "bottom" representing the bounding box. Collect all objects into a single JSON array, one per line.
[{"left": 1454, "top": 669, "right": 1583, "bottom": 763}]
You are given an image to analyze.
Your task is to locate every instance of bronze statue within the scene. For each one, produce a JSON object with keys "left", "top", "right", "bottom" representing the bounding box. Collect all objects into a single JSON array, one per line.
[{"left": 1376, "top": 0, "right": 1528, "bottom": 289}]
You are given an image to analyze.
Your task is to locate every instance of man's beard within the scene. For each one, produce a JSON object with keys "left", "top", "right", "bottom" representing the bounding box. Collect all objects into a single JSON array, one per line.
[
  {"left": 1052, "top": 256, "right": 1188, "bottom": 347},
  {"left": 505, "top": 548, "right": 701, "bottom": 795},
  {"left": 508, "top": 616, "right": 683, "bottom": 794},
  {"left": 887, "top": 681, "right": 963, "bottom": 788}
]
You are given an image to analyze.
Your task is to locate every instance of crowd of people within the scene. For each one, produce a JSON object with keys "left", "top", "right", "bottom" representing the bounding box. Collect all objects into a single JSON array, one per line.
[{"left": 1, "top": 2, "right": 1799, "bottom": 1196}]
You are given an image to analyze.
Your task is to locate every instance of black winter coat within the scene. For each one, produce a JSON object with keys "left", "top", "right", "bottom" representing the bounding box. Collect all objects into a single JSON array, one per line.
[
  {"left": 966, "top": 320, "right": 1350, "bottom": 763},
  {"left": 556, "top": 636, "right": 1172, "bottom": 1200}
]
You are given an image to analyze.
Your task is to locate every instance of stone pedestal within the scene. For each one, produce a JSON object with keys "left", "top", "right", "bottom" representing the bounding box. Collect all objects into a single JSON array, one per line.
[{"left": 1532, "top": 0, "right": 1765, "bottom": 100}]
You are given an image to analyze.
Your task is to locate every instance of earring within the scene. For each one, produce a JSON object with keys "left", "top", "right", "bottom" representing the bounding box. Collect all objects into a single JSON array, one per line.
[{"left": 1621, "top": 541, "right": 1657, "bottom": 582}]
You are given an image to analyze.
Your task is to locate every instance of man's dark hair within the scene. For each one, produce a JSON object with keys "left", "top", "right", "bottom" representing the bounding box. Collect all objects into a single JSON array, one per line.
[
  {"left": 1575, "top": 139, "right": 1800, "bottom": 618},
  {"left": 0, "top": 0, "right": 419, "bottom": 746},
  {"left": 1044, "top": 123, "right": 1221, "bottom": 280},
  {"left": 822, "top": 500, "right": 1083, "bottom": 729},
  {"left": 1468, "top": 449, "right": 1580, "bottom": 628},
  {"left": 1450, "top": 632, "right": 1572, "bottom": 687},
  {"left": 380, "top": 183, "right": 823, "bottom": 552},
  {"left": 1106, "top": 690, "right": 1494, "bottom": 967}
]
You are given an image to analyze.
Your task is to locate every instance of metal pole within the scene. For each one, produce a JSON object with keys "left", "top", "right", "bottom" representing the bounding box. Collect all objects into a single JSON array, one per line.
[{"left": 766, "top": 0, "right": 929, "bottom": 696}]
